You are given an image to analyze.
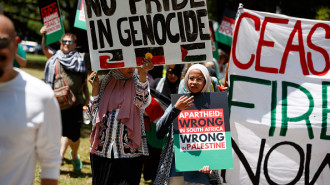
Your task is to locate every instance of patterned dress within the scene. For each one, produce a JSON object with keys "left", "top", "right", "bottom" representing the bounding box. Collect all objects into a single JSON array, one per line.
[{"left": 87, "top": 71, "right": 150, "bottom": 159}]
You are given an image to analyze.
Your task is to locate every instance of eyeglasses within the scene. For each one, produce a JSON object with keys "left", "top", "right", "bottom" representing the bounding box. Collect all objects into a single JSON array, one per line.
[
  {"left": 61, "top": 40, "right": 75, "bottom": 45},
  {"left": 0, "top": 37, "right": 10, "bottom": 49},
  {"left": 188, "top": 77, "right": 205, "bottom": 83}
]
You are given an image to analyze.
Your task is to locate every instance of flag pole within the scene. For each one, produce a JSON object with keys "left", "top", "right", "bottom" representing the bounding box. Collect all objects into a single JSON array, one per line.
[{"left": 223, "top": 3, "right": 243, "bottom": 88}]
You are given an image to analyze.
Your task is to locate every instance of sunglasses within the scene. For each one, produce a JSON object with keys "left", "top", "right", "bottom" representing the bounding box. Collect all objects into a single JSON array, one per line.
[
  {"left": 61, "top": 40, "right": 75, "bottom": 45},
  {"left": 0, "top": 37, "right": 10, "bottom": 49}
]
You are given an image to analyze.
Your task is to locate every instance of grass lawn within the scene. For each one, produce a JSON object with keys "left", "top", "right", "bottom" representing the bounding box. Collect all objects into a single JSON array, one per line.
[
  {"left": 21, "top": 66, "right": 150, "bottom": 185},
  {"left": 26, "top": 53, "right": 47, "bottom": 63}
]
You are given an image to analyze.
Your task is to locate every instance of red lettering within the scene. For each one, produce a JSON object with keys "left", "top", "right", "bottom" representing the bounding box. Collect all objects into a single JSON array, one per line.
[
  {"left": 41, "top": 3, "right": 58, "bottom": 18},
  {"left": 255, "top": 17, "right": 289, "bottom": 73},
  {"left": 232, "top": 12, "right": 260, "bottom": 69},
  {"left": 279, "top": 20, "right": 309, "bottom": 75},
  {"left": 307, "top": 23, "right": 330, "bottom": 76}
]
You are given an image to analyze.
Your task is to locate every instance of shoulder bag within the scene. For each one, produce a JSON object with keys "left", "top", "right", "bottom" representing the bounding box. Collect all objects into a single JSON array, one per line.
[{"left": 53, "top": 60, "right": 76, "bottom": 110}]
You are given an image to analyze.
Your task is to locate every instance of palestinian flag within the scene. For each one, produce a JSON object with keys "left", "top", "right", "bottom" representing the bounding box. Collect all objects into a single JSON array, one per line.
[
  {"left": 135, "top": 47, "right": 165, "bottom": 66},
  {"left": 180, "top": 43, "right": 206, "bottom": 62},
  {"left": 145, "top": 96, "right": 166, "bottom": 123},
  {"left": 73, "top": 0, "right": 86, "bottom": 30},
  {"left": 99, "top": 49, "right": 124, "bottom": 69},
  {"left": 215, "top": 9, "right": 236, "bottom": 46},
  {"left": 209, "top": 20, "right": 219, "bottom": 60}
]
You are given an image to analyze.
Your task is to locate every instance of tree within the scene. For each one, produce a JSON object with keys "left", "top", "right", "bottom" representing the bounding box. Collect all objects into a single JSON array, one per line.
[
  {"left": 0, "top": 0, "right": 328, "bottom": 51},
  {"left": 0, "top": 0, "right": 89, "bottom": 51},
  {"left": 207, "top": 0, "right": 329, "bottom": 22}
]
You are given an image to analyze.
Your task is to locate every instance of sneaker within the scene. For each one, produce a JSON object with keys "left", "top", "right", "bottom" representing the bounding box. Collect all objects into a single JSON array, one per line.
[{"left": 70, "top": 151, "right": 82, "bottom": 171}]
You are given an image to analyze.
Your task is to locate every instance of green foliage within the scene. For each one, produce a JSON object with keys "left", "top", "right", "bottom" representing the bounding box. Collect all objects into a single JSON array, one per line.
[
  {"left": 1, "top": 0, "right": 328, "bottom": 45},
  {"left": 0, "top": 0, "right": 78, "bottom": 43},
  {"left": 316, "top": 7, "right": 330, "bottom": 20}
]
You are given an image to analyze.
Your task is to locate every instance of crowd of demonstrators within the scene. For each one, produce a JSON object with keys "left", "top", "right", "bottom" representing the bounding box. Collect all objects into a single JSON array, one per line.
[
  {"left": 154, "top": 64, "right": 222, "bottom": 185},
  {"left": 0, "top": 14, "right": 231, "bottom": 185},
  {"left": 86, "top": 58, "right": 154, "bottom": 185},
  {"left": 0, "top": 15, "right": 61, "bottom": 185},
  {"left": 41, "top": 26, "right": 89, "bottom": 171}
]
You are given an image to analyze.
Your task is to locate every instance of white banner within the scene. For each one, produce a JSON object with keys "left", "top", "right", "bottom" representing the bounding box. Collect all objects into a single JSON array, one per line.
[
  {"left": 83, "top": 0, "right": 212, "bottom": 70},
  {"left": 226, "top": 8, "right": 330, "bottom": 185}
]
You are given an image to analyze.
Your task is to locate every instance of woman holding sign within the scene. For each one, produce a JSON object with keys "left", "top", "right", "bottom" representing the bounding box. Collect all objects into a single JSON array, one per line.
[
  {"left": 155, "top": 64, "right": 221, "bottom": 185},
  {"left": 87, "top": 58, "right": 153, "bottom": 185}
]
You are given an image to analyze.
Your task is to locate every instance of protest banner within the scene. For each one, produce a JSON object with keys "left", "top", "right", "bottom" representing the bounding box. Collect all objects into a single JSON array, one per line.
[
  {"left": 38, "top": 0, "right": 65, "bottom": 45},
  {"left": 82, "top": 0, "right": 212, "bottom": 70},
  {"left": 172, "top": 92, "right": 233, "bottom": 171},
  {"left": 225, "top": 7, "right": 330, "bottom": 184},
  {"left": 74, "top": 0, "right": 87, "bottom": 30}
]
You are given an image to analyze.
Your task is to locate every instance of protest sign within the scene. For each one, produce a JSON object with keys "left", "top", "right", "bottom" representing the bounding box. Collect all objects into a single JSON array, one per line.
[
  {"left": 83, "top": 0, "right": 212, "bottom": 70},
  {"left": 74, "top": 0, "right": 87, "bottom": 30},
  {"left": 172, "top": 92, "right": 233, "bottom": 171},
  {"left": 215, "top": 9, "right": 236, "bottom": 47},
  {"left": 38, "top": 0, "right": 65, "bottom": 45},
  {"left": 225, "top": 7, "right": 330, "bottom": 184}
]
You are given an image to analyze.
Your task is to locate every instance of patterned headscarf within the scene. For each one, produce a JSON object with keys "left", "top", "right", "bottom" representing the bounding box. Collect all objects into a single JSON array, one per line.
[
  {"left": 95, "top": 69, "right": 142, "bottom": 149},
  {"left": 44, "top": 50, "right": 85, "bottom": 87}
]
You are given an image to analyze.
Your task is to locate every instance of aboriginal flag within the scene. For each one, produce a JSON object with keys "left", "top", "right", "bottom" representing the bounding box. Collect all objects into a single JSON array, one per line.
[
  {"left": 99, "top": 49, "right": 125, "bottom": 69},
  {"left": 135, "top": 47, "right": 165, "bottom": 66},
  {"left": 181, "top": 43, "right": 206, "bottom": 62}
]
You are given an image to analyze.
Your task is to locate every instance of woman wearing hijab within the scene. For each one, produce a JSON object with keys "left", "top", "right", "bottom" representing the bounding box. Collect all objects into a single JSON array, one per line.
[
  {"left": 87, "top": 59, "right": 154, "bottom": 185},
  {"left": 152, "top": 64, "right": 184, "bottom": 99},
  {"left": 154, "top": 64, "right": 221, "bottom": 185}
]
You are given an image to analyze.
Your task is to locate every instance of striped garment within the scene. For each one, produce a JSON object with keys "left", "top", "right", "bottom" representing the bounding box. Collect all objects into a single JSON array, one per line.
[{"left": 87, "top": 72, "right": 150, "bottom": 158}]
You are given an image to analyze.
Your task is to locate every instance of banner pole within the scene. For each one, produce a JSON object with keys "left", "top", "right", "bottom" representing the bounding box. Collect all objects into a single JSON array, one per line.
[{"left": 224, "top": 3, "right": 243, "bottom": 88}]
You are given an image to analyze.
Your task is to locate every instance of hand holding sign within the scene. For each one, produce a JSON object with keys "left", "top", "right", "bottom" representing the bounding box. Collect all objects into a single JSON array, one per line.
[
  {"left": 198, "top": 165, "right": 213, "bottom": 174},
  {"left": 88, "top": 71, "right": 99, "bottom": 96},
  {"left": 40, "top": 25, "right": 47, "bottom": 35},
  {"left": 138, "top": 57, "right": 154, "bottom": 83},
  {"left": 217, "top": 85, "right": 228, "bottom": 92}
]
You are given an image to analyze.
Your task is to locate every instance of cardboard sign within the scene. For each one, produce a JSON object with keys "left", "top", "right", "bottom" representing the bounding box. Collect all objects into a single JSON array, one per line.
[
  {"left": 83, "top": 0, "right": 212, "bottom": 70},
  {"left": 74, "top": 0, "right": 87, "bottom": 30},
  {"left": 226, "top": 8, "right": 330, "bottom": 184},
  {"left": 38, "top": 0, "right": 65, "bottom": 45},
  {"left": 172, "top": 92, "right": 233, "bottom": 172}
]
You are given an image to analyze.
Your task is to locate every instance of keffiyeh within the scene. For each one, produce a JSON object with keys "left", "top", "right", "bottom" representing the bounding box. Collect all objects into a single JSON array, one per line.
[{"left": 44, "top": 50, "right": 85, "bottom": 87}]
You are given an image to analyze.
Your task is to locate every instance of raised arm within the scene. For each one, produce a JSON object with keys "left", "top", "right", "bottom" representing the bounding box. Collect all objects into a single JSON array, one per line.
[{"left": 40, "top": 26, "right": 55, "bottom": 59}]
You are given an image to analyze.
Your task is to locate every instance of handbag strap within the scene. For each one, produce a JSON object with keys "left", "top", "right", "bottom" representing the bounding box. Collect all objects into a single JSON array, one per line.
[
  {"left": 55, "top": 60, "right": 86, "bottom": 95},
  {"left": 55, "top": 60, "right": 69, "bottom": 87}
]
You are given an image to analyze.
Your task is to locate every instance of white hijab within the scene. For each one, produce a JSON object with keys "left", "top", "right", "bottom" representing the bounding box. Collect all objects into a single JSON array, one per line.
[{"left": 182, "top": 64, "right": 212, "bottom": 93}]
